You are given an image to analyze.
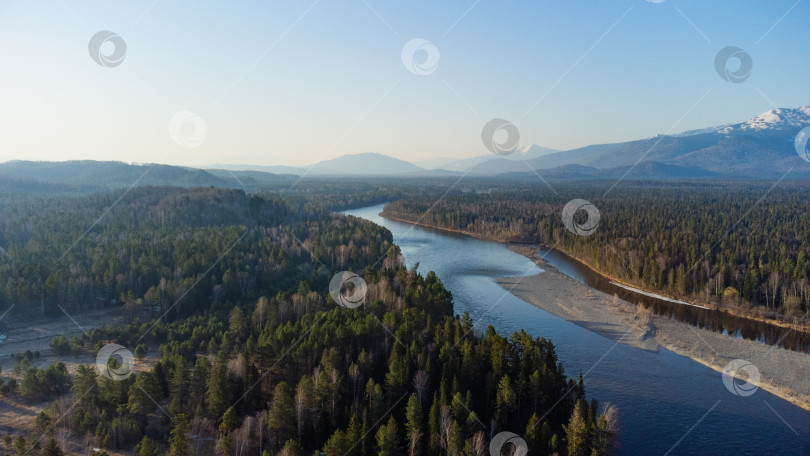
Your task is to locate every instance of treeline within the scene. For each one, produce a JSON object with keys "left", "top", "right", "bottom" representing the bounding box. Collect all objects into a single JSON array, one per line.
[
  {"left": 383, "top": 181, "right": 810, "bottom": 320},
  {"left": 30, "top": 267, "right": 612, "bottom": 455},
  {"left": 0, "top": 185, "right": 612, "bottom": 455},
  {"left": 0, "top": 186, "right": 391, "bottom": 319}
]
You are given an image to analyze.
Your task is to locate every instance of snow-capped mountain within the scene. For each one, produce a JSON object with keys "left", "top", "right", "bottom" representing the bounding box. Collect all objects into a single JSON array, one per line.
[
  {"left": 676, "top": 107, "right": 810, "bottom": 136},
  {"left": 737, "top": 106, "right": 810, "bottom": 131},
  {"left": 464, "top": 106, "right": 810, "bottom": 177}
]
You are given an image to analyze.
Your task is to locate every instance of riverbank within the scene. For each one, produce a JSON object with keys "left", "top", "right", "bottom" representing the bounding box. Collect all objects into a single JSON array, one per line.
[
  {"left": 539, "top": 242, "right": 810, "bottom": 334},
  {"left": 381, "top": 213, "right": 495, "bottom": 240},
  {"left": 381, "top": 211, "right": 809, "bottom": 334},
  {"left": 358, "top": 204, "right": 810, "bottom": 453},
  {"left": 502, "top": 244, "right": 810, "bottom": 412}
]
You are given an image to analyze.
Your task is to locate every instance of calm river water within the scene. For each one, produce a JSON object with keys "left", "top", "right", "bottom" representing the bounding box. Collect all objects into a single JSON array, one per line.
[{"left": 346, "top": 204, "right": 810, "bottom": 456}]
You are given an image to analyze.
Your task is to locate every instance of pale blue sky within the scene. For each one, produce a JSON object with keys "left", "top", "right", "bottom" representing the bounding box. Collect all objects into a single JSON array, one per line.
[{"left": 0, "top": 0, "right": 807, "bottom": 167}]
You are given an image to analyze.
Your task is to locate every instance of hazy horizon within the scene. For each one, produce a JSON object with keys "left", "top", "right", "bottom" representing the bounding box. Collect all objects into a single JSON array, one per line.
[{"left": 1, "top": 0, "right": 808, "bottom": 168}]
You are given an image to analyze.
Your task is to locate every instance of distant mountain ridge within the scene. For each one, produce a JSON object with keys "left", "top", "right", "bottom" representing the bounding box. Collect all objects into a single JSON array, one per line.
[
  {"left": 206, "top": 106, "right": 810, "bottom": 179},
  {"left": 471, "top": 106, "right": 810, "bottom": 177},
  {"left": 3, "top": 106, "right": 809, "bottom": 185},
  {"left": 0, "top": 160, "right": 230, "bottom": 188},
  {"left": 497, "top": 161, "right": 720, "bottom": 180},
  {"left": 0, "top": 160, "right": 295, "bottom": 193},
  {"left": 209, "top": 152, "right": 427, "bottom": 176},
  {"left": 437, "top": 145, "right": 559, "bottom": 172},
  {"left": 307, "top": 152, "right": 424, "bottom": 175}
]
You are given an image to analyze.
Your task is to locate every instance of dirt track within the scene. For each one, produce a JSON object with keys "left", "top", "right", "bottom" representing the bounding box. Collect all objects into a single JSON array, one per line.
[
  {"left": 0, "top": 307, "right": 149, "bottom": 456},
  {"left": 0, "top": 307, "right": 124, "bottom": 369}
]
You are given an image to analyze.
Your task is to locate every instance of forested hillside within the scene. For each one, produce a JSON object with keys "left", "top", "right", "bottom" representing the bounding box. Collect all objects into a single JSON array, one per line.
[
  {"left": 0, "top": 186, "right": 613, "bottom": 455},
  {"left": 383, "top": 181, "right": 810, "bottom": 322},
  {"left": 0, "top": 161, "right": 234, "bottom": 189}
]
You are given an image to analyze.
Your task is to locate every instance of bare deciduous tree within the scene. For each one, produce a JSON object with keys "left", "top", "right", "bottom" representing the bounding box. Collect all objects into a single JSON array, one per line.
[
  {"left": 233, "top": 415, "right": 255, "bottom": 456},
  {"left": 765, "top": 272, "right": 782, "bottom": 308},
  {"left": 413, "top": 370, "right": 429, "bottom": 404},
  {"left": 438, "top": 406, "right": 452, "bottom": 452},
  {"left": 471, "top": 431, "right": 487, "bottom": 456},
  {"left": 56, "top": 427, "right": 71, "bottom": 454},
  {"left": 408, "top": 428, "right": 422, "bottom": 456},
  {"left": 252, "top": 296, "right": 269, "bottom": 329},
  {"left": 349, "top": 363, "right": 362, "bottom": 405},
  {"left": 190, "top": 416, "right": 217, "bottom": 455}
]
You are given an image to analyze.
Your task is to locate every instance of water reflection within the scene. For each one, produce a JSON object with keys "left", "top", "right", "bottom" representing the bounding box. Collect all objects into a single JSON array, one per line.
[
  {"left": 541, "top": 249, "right": 810, "bottom": 354},
  {"left": 345, "top": 204, "right": 810, "bottom": 456}
]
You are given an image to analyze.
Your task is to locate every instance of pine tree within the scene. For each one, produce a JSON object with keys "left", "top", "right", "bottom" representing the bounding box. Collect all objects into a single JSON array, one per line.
[
  {"left": 170, "top": 356, "right": 189, "bottom": 403},
  {"left": 376, "top": 415, "right": 402, "bottom": 456},
  {"left": 137, "top": 436, "right": 160, "bottom": 456},
  {"left": 447, "top": 421, "right": 463, "bottom": 456},
  {"left": 540, "top": 421, "right": 553, "bottom": 456},
  {"left": 15, "top": 435, "right": 25, "bottom": 455},
  {"left": 278, "top": 440, "right": 304, "bottom": 456},
  {"left": 127, "top": 371, "right": 162, "bottom": 425},
  {"left": 323, "top": 429, "right": 349, "bottom": 456},
  {"left": 71, "top": 364, "right": 99, "bottom": 410},
  {"left": 268, "top": 382, "right": 297, "bottom": 445},
  {"left": 405, "top": 394, "right": 423, "bottom": 435},
  {"left": 564, "top": 400, "right": 589, "bottom": 456},
  {"left": 405, "top": 393, "right": 423, "bottom": 456},
  {"left": 219, "top": 406, "right": 239, "bottom": 434},
  {"left": 362, "top": 409, "right": 371, "bottom": 456},
  {"left": 550, "top": 434, "right": 560, "bottom": 455},
  {"left": 427, "top": 393, "right": 440, "bottom": 454},
  {"left": 229, "top": 306, "right": 248, "bottom": 341},
  {"left": 168, "top": 414, "right": 191, "bottom": 456},
  {"left": 524, "top": 413, "right": 541, "bottom": 456},
  {"left": 495, "top": 375, "right": 516, "bottom": 422},
  {"left": 367, "top": 379, "right": 385, "bottom": 421},
  {"left": 189, "top": 356, "right": 211, "bottom": 411},
  {"left": 346, "top": 413, "right": 363, "bottom": 456},
  {"left": 242, "top": 351, "right": 261, "bottom": 413},
  {"left": 386, "top": 344, "right": 407, "bottom": 397},
  {"left": 41, "top": 438, "right": 63, "bottom": 456},
  {"left": 206, "top": 356, "right": 228, "bottom": 419}
]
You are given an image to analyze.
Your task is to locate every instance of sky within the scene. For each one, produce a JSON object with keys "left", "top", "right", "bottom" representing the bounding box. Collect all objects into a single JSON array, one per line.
[{"left": 0, "top": 0, "right": 808, "bottom": 168}]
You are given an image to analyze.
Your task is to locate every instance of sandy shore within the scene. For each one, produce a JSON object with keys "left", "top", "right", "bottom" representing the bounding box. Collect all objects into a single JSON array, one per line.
[{"left": 499, "top": 244, "right": 810, "bottom": 412}]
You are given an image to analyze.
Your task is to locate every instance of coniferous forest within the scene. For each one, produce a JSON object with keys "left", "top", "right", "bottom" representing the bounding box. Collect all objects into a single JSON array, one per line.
[
  {"left": 383, "top": 181, "right": 810, "bottom": 322},
  {"left": 0, "top": 185, "right": 614, "bottom": 456}
]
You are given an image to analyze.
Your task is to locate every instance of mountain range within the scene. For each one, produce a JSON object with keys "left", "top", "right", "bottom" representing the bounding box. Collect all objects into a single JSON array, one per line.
[
  {"left": 210, "top": 106, "right": 810, "bottom": 178},
  {"left": 2, "top": 107, "right": 809, "bottom": 188},
  {"left": 463, "top": 106, "right": 810, "bottom": 177}
]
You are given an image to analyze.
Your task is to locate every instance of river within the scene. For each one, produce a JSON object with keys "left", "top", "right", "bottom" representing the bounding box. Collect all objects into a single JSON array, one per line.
[{"left": 346, "top": 204, "right": 810, "bottom": 456}]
